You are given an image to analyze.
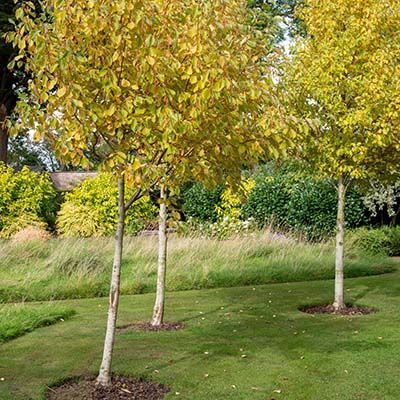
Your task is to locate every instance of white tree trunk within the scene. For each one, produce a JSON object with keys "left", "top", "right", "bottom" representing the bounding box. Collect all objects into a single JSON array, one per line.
[
  {"left": 333, "top": 175, "right": 346, "bottom": 311},
  {"left": 97, "top": 177, "right": 125, "bottom": 386},
  {"left": 151, "top": 185, "right": 168, "bottom": 326}
]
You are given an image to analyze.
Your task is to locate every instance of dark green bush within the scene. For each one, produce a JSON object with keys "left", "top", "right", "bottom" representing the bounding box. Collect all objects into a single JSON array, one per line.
[
  {"left": 241, "top": 172, "right": 291, "bottom": 227},
  {"left": 241, "top": 163, "right": 370, "bottom": 240},
  {"left": 182, "top": 183, "right": 223, "bottom": 222},
  {"left": 286, "top": 179, "right": 370, "bottom": 240}
]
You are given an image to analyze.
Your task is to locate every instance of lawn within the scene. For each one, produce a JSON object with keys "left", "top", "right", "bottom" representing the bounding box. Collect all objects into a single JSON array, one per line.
[
  {"left": 1, "top": 269, "right": 400, "bottom": 399},
  {"left": 0, "top": 234, "right": 395, "bottom": 302}
]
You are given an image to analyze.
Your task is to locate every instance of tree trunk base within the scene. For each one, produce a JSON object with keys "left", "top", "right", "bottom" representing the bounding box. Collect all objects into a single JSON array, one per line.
[
  {"left": 117, "top": 321, "right": 185, "bottom": 332},
  {"left": 46, "top": 375, "right": 169, "bottom": 399},
  {"left": 300, "top": 304, "right": 375, "bottom": 315},
  {"left": 95, "top": 374, "right": 111, "bottom": 387},
  {"left": 332, "top": 302, "right": 346, "bottom": 312}
]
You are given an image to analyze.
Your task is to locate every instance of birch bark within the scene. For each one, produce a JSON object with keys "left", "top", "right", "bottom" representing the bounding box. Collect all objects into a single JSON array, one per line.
[
  {"left": 151, "top": 185, "right": 168, "bottom": 326},
  {"left": 333, "top": 175, "right": 346, "bottom": 311},
  {"left": 97, "top": 176, "right": 125, "bottom": 386}
]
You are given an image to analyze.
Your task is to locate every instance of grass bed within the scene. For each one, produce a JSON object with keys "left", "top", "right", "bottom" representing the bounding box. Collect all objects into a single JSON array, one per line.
[
  {"left": 0, "top": 234, "right": 396, "bottom": 303},
  {"left": 0, "top": 304, "right": 76, "bottom": 343}
]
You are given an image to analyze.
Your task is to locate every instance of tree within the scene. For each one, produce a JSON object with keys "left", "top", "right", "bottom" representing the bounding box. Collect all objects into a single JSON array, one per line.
[
  {"left": 0, "top": 1, "right": 17, "bottom": 164},
  {"left": 8, "top": 134, "right": 59, "bottom": 170},
  {"left": 148, "top": 0, "right": 304, "bottom": 329},
  {"left": 0, "top": 0, "right": 44, "bottom": 165},
  {"left": 10, "top": 0, "right": 284, "bottom": 387},
  {"left": 281, "top": 0, "right": 400, "bottom": 310}
]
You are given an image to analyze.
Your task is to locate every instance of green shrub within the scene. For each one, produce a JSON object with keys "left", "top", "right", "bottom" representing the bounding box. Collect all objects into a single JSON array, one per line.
[
  {"left": 241, "top": 169, "right": 292, "bottom": 228},
  {"left": 0, "top": 164, "right": 58, "bottom": 236},
  {"left": 350, "top": 227, "right": 400, "bottom": 256},
  {"left": 242, "top": 163, "right": 370, "bottom": 240},
  {"left": 56, "top": 203, "right": 107, "bottom": 237},
  {"left": 0, "top": 214, "right": 48, "bottom": 239},
  {"left": 286, "top": 179, "right": 369, "bottom": 240},
  {"left": 57, "top": 173, "right": 157, "bottom": 237},
  {"left": 182, "top": 183, "right": 223, "bottom": 222}
]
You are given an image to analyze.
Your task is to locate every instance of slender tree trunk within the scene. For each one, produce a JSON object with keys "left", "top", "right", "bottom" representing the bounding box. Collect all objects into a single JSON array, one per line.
[
  {"left": 390, "top": 206, "right": 400, "bottom": 227},
  {"left": 151, "top": 185, "right": 168, "bottom": 326},
  {"left": 0, "top": 104, "right": 9, "bottom": 165},
  {"left": 97, "top": 177, "right": 125, "bottom": 386},
  {"left": 0, "top": 128, "right": 8, "bottom": 165},
  {"left": 0, "top": 55, "right": 16, "bottom": 166},
  {"left": 333, "top": 175, "right": 346, "bottom": 311}
]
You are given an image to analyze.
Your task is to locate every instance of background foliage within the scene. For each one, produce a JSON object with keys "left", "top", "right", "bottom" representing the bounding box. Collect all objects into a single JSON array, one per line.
[
  {"left": 350, "top": 227, "right": 400, "bottom": 257},
  {"left": 57, "top": 173, "right": 157, "bottom": 237},
  {"left": 183, "top": 162, "right": 371, "bottom": 240},
  {"left": 0, "top": 163, "right": 58, "bottom": 237},
  {"left": 182, "top": 183, "right": 223, "bottom": 223}
]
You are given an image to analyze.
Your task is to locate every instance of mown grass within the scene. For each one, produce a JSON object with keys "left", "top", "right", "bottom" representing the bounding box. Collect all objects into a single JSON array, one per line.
[
  {"left": 0, "top": 233, "right": 396, "bottom": 302},
  {"left": 0, "top": 303, "right": 75, "bottom": 343},
  {"left": 0, "top": 270, "right": 400, "bottom": 399}
]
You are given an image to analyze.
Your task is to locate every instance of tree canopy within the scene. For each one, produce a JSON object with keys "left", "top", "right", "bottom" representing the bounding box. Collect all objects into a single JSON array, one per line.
[
  {"left": 283, "top": 0, "right": 400, "bottom": 181},
  {"left": 9, "top": 0, "right": 286, "bottom": 191}
]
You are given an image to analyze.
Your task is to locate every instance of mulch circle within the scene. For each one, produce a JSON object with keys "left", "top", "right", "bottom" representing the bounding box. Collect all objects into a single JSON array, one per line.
[
  {"left": 46, "top": 376, "right": 169, "bottom": 400},
  {"left": 117, "top": 322, "right": 185, "bottom": 333},
  {"left": 300, "top": 304, "right": 375, "bottom": 316}
]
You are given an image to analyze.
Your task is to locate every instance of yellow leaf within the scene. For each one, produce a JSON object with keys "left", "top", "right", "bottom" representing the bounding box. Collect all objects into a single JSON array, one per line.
[
  {"left": 57, "top": 87, "right": 67, "bottom": 97},
  {"left": 48, "top": 80, "right": 57, "bottom": 91},
  {"left": 147, "top": 56, "right": 156, "bottom": 66},
  {"left": 132, "top": 158, "right": 141, "bottom": 171},
  {"left": 135, "top": 108, "right": 146, "bottom": 115}
]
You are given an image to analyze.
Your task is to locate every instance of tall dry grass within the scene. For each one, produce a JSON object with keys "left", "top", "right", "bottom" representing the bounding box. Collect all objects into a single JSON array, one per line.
[{"left": 0, "top": 232, "right": 395, "bottom": 302}]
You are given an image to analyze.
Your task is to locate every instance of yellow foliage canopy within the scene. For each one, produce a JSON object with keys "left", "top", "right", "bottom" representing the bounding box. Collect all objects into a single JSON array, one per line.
[
  {"left": 282, "top": 0, "right": 400, "bottom": 180},
  {"left": 8, "top": 0, "right": 289, "bottom": 193}
]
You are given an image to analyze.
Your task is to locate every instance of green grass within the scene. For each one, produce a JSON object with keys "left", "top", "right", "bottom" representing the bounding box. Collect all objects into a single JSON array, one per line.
[
  {"left": 1, "top": 270, "right": 400, "bottom": 399},
  {"left": 0, "top": 303, "right": 75, "bottom": 343},
  {"left": 0, "top": 234, "right": 396, "bottom": 302}
]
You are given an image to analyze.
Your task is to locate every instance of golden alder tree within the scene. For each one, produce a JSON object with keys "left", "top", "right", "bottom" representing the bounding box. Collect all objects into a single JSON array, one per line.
[
  {"left": 9, "top": 0, "right": 287, "bottom": 387},
  {"left": 281, "top": 0, "right": 400, "bottom": 311}
]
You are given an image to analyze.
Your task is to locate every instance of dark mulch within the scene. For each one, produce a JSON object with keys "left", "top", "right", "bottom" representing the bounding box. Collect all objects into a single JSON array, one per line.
[
  {"left": 117, "top": 322, "right": 185, "bottom": 333},
  {"left": 300, "top": 304, "right": 375, "bottom": 316},
  {"left": 46, "top": 376, "right": 169, "bottom": 400}
]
